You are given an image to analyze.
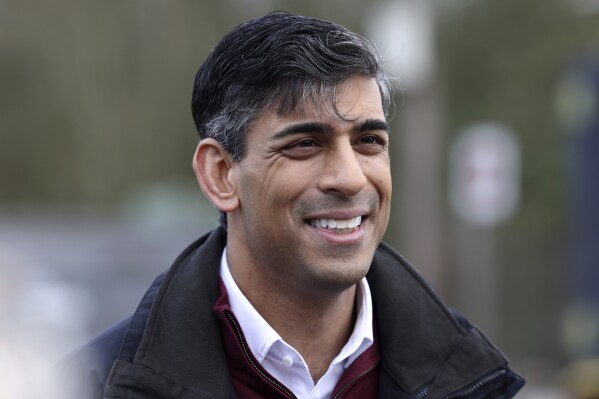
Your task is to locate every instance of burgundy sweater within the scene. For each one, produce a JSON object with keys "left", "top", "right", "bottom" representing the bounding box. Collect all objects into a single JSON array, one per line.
[{"left": 213, "top": 280, "right": 380, "bottom": 398}]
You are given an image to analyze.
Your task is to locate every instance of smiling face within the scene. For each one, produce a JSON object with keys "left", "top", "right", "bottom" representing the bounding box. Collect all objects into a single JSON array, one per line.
[{"left": 225, "top": 76, "right": 392, "bottom": 298}]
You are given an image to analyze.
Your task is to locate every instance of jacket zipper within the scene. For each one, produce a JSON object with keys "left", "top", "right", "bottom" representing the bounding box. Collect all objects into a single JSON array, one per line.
[
  {"left": 411, "top": 368, "right": 506, "bottom": 399},
  {"left": 441, "top": 368, "right": 507, "bottom": 399},
  {"left": 225, "top": 311, "right": 297, "bottom": 399},
  {"left": 331, "top": 364, "right": 377, "bottom": 399},
  {"left": 413, "top": 386, "right": 430, "bottom": 399}
]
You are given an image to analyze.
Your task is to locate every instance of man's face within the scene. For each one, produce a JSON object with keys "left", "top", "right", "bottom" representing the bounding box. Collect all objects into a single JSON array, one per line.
[{"left": 227, "top": 76, "right": 392, "bottom": 296}]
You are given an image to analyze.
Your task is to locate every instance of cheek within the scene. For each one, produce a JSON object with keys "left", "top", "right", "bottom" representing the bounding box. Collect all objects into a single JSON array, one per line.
[
  {"left": 263, "top": 164, "right": 316, "bottom": 202},
  {"left": 365, "top": 160, "right": 392, "bottom": 195}
]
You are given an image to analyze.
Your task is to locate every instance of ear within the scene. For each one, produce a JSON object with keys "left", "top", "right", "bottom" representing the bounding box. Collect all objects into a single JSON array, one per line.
[{"left": 192, "top": 138, "right": 240, "bottom": 213}]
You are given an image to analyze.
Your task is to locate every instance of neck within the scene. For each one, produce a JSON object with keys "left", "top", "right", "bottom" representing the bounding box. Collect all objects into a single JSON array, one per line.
[{"left": 255, "top": 284, "right": 358, "bottom": 382}]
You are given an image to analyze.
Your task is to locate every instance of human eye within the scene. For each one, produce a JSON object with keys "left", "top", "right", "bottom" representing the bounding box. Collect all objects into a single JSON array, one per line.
[
  {"left": 358, "top": 135, "right": 385, "bottom": 145},
  {"left": 353, "top": 134, "right": 388, "bottom": 154},
  {"left": 281, "top": 138, "right": 322, "bottom": 158},
  {"left": 292, "top": 138, "right": 318, "bottom": 148}
]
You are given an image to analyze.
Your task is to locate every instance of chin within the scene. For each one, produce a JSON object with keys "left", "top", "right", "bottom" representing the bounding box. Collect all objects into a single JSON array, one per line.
[{"left": 314, "top": 261, "right": 370, "bottom": 289}]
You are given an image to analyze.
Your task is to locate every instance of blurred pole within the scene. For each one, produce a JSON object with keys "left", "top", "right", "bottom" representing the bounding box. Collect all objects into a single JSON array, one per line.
[
  {"left": 454, "top": 225, "right": 499, "bottom": 339},
  {"left": 366, "top": 0, "right": 447, "bottom": 292},
  {"left": 449, "top": 123, "right": 521, "bottom": 340},
  {"left": 397, "top": 88, "right": 446, "bottom": 291}
]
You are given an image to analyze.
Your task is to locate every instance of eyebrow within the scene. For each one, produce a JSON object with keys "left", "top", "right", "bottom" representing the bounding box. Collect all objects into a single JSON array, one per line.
[
  {"left": 270, "top": 118, "right": 389, "bottom": 141},
  {"left": 356, "top": 118, "right": 390, "bottom": 135},
  {"left": 270, "top": 121, "right": 334, "bottom": 141}
]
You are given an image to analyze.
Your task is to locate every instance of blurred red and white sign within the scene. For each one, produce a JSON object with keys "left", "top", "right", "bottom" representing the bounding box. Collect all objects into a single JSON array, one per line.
[{"left": 449, "top": 122, "right": 521, "bottom": 227}]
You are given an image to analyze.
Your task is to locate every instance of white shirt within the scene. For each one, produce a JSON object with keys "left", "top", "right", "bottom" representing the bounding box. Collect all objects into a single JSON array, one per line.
[{"left": 220, "top": 248, "right": 374, "bottom": 399}]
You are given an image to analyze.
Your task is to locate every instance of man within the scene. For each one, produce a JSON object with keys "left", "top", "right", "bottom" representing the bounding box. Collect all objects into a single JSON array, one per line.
[{"left": 64, "top": 12, "right": 525, "bottom": 398}]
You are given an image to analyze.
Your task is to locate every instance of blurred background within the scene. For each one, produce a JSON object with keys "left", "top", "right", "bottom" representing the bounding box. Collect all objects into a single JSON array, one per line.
[{"left": 1, "top": 0, "right": 599, "bottom": 397}]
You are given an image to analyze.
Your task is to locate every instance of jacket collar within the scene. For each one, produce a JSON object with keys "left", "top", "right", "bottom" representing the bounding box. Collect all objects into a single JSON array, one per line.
[
  {"left": 367, "top": 241, "right": 509, "bottom": 398},
  {"left": 105, "top": 227, "right": 233, "bottom": 399}
]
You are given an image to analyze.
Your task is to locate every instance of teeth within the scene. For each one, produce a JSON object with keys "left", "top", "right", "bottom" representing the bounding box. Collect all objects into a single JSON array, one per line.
[{"left": 310, "top": 216, "right": 362, "bottom": 229}]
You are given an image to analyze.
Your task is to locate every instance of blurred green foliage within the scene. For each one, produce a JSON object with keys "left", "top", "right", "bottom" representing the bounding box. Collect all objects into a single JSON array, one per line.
[{"left": 0, "top": 0, "right": 368, "bottom": 203}]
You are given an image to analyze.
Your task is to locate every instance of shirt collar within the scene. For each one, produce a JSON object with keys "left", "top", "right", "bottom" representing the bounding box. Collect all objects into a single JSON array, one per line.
[{"left": 219, "top": 247, "right": 374, "bottom": 368}]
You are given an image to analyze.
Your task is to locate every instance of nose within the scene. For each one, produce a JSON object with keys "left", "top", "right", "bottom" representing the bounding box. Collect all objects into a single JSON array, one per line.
[{"left": 318, "top": 141, "right": 368, "bottom": 197}]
